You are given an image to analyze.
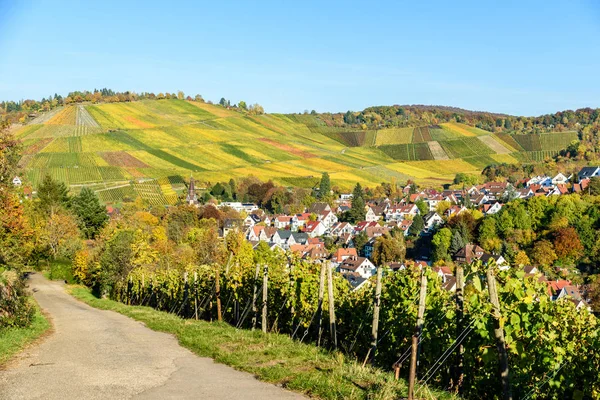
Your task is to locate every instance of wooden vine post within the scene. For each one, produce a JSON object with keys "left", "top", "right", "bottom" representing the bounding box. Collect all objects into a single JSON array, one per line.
[
  {"left": 194, "top": 271, "right": 199, "bottom": 320},
  {"left": 486, "top": 267, "right": 513, "bottom": 400},
  {"left": 369, "top": 264, "right": 383, "bottom": 364},
  {"left": 408, "top": 271, "right": 428, "bottom": 400},
  {"left": 183, "top": 272, "right": 189, "bottom": 317},
  {"left": 317, "top": 261, "right": 327, "bottom": 347},
  {"left": 215, "top": 265, "right": 222, "bottom": 322},
  {"left": 262, "top": 264, "right": 268, "bottom": 333},
  {"left": 454, "top": 265, "right": 465, "bottom": 392},
  {"left": 326, "top": 261, "right": 337, "bottom": 349},
  {"left": 251, "top": 264, "right": 261, "bottom": 330}
]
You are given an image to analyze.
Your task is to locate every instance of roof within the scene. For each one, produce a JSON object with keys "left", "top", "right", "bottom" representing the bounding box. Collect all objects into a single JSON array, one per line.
[
  {"left": 340, "top": 256, "right": 371, "bottom": 271},
  {"left": 304, "top": 221, "right": 322, "bottom": 232},
  {"left": 341, "top": 272, "right": 368, "bottom": 290},
  {"left": 578, "top": 166, "right": 600, "bottom": 179},
  {"left": 333, "top": 248, "right": 358, "bottom": 263}
]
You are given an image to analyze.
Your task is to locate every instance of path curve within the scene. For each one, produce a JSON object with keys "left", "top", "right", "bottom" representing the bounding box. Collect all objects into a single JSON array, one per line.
[{"left": 0, "top": 274, "right": 304, "bottom": 400}]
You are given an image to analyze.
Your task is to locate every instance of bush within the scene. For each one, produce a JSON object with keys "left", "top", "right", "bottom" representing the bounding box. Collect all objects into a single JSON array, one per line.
[{"left": 0, "top": 270, "right": 34, "bottom": 329}]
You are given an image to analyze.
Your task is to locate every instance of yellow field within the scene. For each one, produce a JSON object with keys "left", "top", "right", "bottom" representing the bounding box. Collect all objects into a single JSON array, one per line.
[
  {"left": 440, "top": 122, "right": 485, "bottom": 137},
  {"left": 15, "top": 99, "right": 530, "bottom": 203}
]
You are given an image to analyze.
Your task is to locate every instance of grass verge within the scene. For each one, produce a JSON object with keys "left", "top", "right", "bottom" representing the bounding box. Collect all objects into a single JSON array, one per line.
[
  {"left": 69, "top": 286, "right": 458, "bottom": 400},
  {"left": 0, "top": 300, "right": 51, "bottom": 366}
]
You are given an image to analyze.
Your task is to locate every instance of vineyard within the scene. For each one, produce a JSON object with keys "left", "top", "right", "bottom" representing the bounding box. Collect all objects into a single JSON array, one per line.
[
  {"left": 109, "top": 258, "right": 600, "bottom": 400},
  {"left": 14, "top": 99, "right": 583, "bottom": 204}
]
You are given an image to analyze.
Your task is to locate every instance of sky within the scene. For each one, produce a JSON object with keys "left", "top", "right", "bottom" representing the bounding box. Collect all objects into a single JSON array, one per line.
[{"left": 1, "top": 0, "right": 600, "bottom": 116}]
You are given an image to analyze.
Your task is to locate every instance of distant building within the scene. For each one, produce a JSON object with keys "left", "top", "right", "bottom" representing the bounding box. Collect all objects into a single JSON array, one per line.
[
  {"left": 578, "top": 166, "right": 600, "bottom": 182},
  {"left": 12, "top": 176, "right": 22, "bottom": 186},
  {"left": 186, "top": 177, "right": 197, "bottom": 205}
]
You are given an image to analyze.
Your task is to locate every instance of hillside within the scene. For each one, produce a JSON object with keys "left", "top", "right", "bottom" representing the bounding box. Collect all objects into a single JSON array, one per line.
[{"left": 14, "top": 99, "right": 579, "bottom": 205}]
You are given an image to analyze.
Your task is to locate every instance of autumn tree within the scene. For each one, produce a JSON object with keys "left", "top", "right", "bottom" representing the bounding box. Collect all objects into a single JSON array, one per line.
[
  {"left": 318, "top": 172, "right": 331, "bottom": 199},
  {"left": 41, "top": 211, "right": 81, "bottom": 259},
  {"left": 431, "top": 227, "right": 452, "bottom": 262},
  {"left": 372, "top": 232, "right": 406, "bottom": 266},
  {"left": 36, "top": 174, "right": 70, "bottom": 216},
  {"left": 552, "top": 227, "right": 583, "bottom": 262},
  {"left": 530, "top": 240, "right": 558, "bottom": 267}
]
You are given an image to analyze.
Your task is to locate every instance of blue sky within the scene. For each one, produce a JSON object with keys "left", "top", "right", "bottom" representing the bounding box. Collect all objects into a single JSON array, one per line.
[{"left": 1, "top": 0, "right": 600, "bottom": 116}]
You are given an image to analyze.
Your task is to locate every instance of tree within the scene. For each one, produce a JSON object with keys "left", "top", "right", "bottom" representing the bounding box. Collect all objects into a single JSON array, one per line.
[
  {"left": 372, "top": 233, "right": 406, "bottom": 266},
  {"left": 415, "top": 199, "right": 428, "bottom": 216},
  {"left": 432, "top": 228, "right": 452, "bottom": 262},
  {"left": 0, "top": 127, "right": 21, "bottom": 186},
  {"left": 349, "top": 196, "right": 366, "bottom": 223},
  {"left": 238, "top": 100, "right": 247, "bottom": 110},
  {"left": 352, "top": 231, "right": 368, "bottom": 255},
  {"left": 41, "top": 211, "right": 81, "bottom": 259},
  {"left": 219, "top": 97, "right": 227, "bottom": 106},
  {"left": 552, "top": 227, "right": 583, "bottom": 262},
  {"left": 530, "top": 240, "right": 557, "bottom": 267},
  {"left": 513, "top": 251, "right": 531, "bottom": 266},
  {"left": 352, "top": 182, "right": 364, "bottom": 200},
  {"left": 177, "top": 91, "right": 184, "bottom": 100},
  {"left": 590, "top": 177, "right": 600, "bottom": 195},
  {"left": 409, "top": 214, "right": 424, "bottom": 237},
  {"left": 449, "top": 230, "right": 466, "bottom": 255},
  {"left": 318, "top": 172, "right": 331, "bottom": 199},
  {"left": 71, "top": 187, "right": 108, "bottom": 239},
  {"left": 36, "top": 174, "right": 70, "bottom": 216}
]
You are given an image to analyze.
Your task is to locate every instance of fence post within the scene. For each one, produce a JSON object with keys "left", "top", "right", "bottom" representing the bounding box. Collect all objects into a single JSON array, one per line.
[
  {"left": 408, "top": 271, "right": 427, "bottom": 400},
  {"left": 194, "top": 271, "right": 199, "bottom": 320},
  {"left": 326, "top": 261, "right": 337, "bottom": 349},
  {"left": 317, "top": 261, "right": 327, "bottom": 347},
  {"left": 216, "top": 265, "right": 222, "bottom": 322},
  {"left": 454, "top": 265, "right": 465, "bottom": 392},
  {"left": 369, "top": 264, "right": 383, "bottom": 364},
  {"left": 487, "top": 267, "right": 512, "bottom": 400},
  {"left": 262, "top": 264, "right": 268, "bottom": 333}
]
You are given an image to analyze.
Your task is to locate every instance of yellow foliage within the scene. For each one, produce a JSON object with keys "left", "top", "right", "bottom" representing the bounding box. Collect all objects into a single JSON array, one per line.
[{"left": 73, "top": 250, "right": 89, "bottom": 283}]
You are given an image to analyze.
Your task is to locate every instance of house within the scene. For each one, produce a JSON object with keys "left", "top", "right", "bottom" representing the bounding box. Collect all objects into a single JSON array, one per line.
[
  {"left": 354, "top": 221, "right": 378, "bottom": 234},
  {"left": 308, "top": 202, "right": 331, "bottom": 215},
  {"left": 398, "top": 219, "right": 413, "bottom": 236},
  {"left": 320, "top": 209, "right": 338, "bottom": 228},
  {"left": 548, "top": 184, "right": 569, "bottom": 196},
  {"left": 259, "top": 226, "right": 277, "bottom": 242},
  {"left": 363, "top": 238, "right": 376, "bottom": 258},
  {"left": 386, "top": 204, "right": 419, "bottom": 221},
  {"left": 339, "top": 256, "right": 376, "bottom": 279},
  {"left": 329, "top": 222, "right": 354, "bottom": 237},
  {"left": 272, "top": 230, "right": 295, "bottom": 248},
  {"left": 547, "top": 280, "right": 572, "bottom": 300},
  {"left": 552, "top": 172, "right": 569, "bottom": 185},
  {"left": 423, "top": 212, "right": 443, "bottom": 233},
  {"left": 453, "top": 244, "right": 485, "bottom": 264},
  {"left": 219, "top": 202, "right": 258, "bottom": 213},
  {"left": 342, "top": 272, "right": 369, "bottom": 291},
  {"left": 221, "top": 218, "right": 243, "bottom": 237},
  {"left": 577, "top": 166, "right": 600, "bottom": 181},
  {"left": 482, "top": 202, "right": 502, "bottom": 215},
  {"left": 248, "top": 225, "right": 264, "bottom": 241},
  {"left": 304, "top": 220, "right": 327, "bottom": 237},
  {"left": 339, "top": 193, "right": 353, "bottom": 201},
  {"left": 445, "top": 205, "right": 467, "bottom": 218},
  {"left": 365, "top": 206, "right": 381, "bottom": 222},
  {"left": 480, "top": 253, "right": 509, "bottom": 270},
  {"left": 572, "top": 178, "right": 590, "bottom": 193},
  {"left": 332, "top": 248, "right": 358, "bottom": 264},
  {"left": 365, "top": 225, "right": 389, "bottom": 239},
  {"left": 273, "top": 215, "right": 293, "bottom": 229}
]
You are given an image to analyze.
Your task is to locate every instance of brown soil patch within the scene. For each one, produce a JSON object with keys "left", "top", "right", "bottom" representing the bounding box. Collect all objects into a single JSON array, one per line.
[
  {"left": 99, "top": 151, "right": 149, "bottom": 168},
  {"left": 124, "top": 116, "right": 153, "bottom": 129},
  {"left": 258, "top": 138, "right": 315, "bottom": 158},
  {"left": 23, "top": 138, "right": 53, "bottom": 155}
]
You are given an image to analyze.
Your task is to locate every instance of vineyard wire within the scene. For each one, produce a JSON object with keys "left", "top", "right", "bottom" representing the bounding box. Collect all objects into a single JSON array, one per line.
[{"left": 522, "top": 361, "right": 568, "bottom": 400}]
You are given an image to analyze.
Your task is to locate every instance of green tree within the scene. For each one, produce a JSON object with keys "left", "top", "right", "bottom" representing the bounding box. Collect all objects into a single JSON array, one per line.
[
  {"left": 352, "top": 182, "right": 364, "bottom": 199},
  {"left": 415, "top": 199, "right": 428, "bottom": 216},
  {"left": 372, "top": 233, "right": 406, "bottom": 266},
  {"left": 449, "top": 229, "right": 466, "bottom": 255},
  {"left": 36, "top": 174, "right": 70, "bottom": 216},
  {"left": 71, "top": 187, "right": 108, "bottom": 239},
  {"left": 431, "top": 227, "right": 452, "bottom": 262},
  {"left": 352, "top": 231, "right": 368, "bottom": 255},
  {"left": 409, "top": 214, "right": 424, "bottom": 236},
  {"left": 349, "top": 195, "right": 366, "bottom": 223},
  {"left": 590, "top": 177, "right": 600, "bottom": 195},
  {"left": 318, "top": 172, "right": 331, "bottom": 199},
  {"left": 238, "top": 100, "right": 247, "bottom": 110}
]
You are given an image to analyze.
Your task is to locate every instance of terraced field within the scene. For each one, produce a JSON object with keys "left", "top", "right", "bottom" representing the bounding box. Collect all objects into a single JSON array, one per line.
[{"left": 15, "top": 99, "right": 581, "bottom": 205}]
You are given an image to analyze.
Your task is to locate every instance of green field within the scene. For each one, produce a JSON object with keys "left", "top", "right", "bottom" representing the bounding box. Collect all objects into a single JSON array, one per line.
[{"left": 15, "top": 100, "right": 580, "bottom": 205}]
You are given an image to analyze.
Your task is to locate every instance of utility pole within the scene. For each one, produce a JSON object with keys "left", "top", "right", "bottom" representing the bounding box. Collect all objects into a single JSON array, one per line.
[
  {"left": 408, "top": 271, "right": 427, "bottom": 400},
  {"left": 326, "top": 261, "right": 337, "bottom": 349},
  {"left": 487, "top": 267, "right": 512, "bottom": 400}
]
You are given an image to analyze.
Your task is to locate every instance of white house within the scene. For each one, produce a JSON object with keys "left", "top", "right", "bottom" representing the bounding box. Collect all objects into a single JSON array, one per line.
[
  {"left": 304, "top": 221, "right": 327, "bottom": 238},
  {"left": 552, "top": 173, "right": 569, "bottom": 185},
  {"left": 12, "top": 176, "right": 22, "bottom": 186},
  {"left": 365, "top": 207, "right": 380, "bottom": 222},
  {"left": 339, "top": 256, "right": 376, "bottom": 279},
  {"left": 423, "top": 212, "right": 443, "bottom": 233},
  {"left": 320, "top": 210, "right": 338, "bottom": 229},
  {"left": 273, "top": 215, "right": 293, "bottom": 229},
  {"left": 483, "top": 202, "right": 503, "bottom": 215}
]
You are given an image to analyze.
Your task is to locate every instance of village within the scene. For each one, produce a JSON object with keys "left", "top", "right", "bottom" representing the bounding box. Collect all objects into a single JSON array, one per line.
[{"left": 178, "top": 166, "right": 600, "bottom": 309}]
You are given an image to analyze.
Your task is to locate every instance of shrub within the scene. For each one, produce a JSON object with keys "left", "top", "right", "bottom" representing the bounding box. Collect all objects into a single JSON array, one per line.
[{"left": 0, "top": 270, "right": 34, "bottom": 329}]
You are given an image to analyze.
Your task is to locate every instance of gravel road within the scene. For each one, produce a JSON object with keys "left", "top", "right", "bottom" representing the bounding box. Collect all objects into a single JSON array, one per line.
[{"left": 0, "top": 274, "right": 303, "bottom": 400}]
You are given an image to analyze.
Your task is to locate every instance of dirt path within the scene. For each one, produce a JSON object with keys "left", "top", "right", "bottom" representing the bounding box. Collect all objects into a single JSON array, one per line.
[{"left": 0, "top": 274, "right": 304, "bottom": 400}]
